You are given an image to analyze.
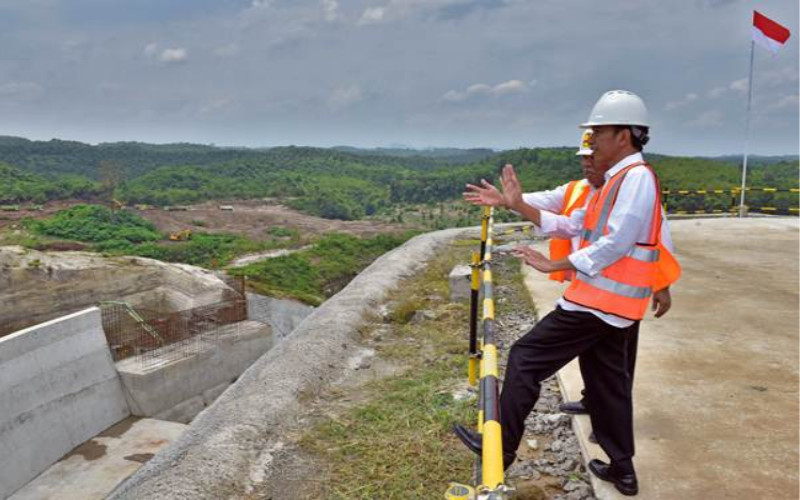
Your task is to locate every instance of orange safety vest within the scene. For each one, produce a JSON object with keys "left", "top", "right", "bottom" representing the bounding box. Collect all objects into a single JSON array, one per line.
[
  {"left": 549, "top": 179, "right": 592, "bottom": 282},
  {"left": 562, "top": 162, "right": 681, "bottom": 321}
]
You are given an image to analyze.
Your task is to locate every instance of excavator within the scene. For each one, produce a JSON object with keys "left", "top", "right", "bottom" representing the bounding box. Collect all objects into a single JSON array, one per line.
[{"left": 169, "top": 229, "right": 192, "bottom": 241}]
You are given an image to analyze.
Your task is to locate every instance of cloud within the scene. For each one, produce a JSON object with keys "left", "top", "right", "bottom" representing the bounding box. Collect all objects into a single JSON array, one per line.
[
  {"left": 434, "top": 0, "right": 509, "bottom": 21},
  {"left": 699, "top": 0, "right": 738, "bottom": 8},
  {"left": 358, "top": 7, "right": 385, "bottom": 25},
  {"left": 687, "top": 110, "right": 724, "bottom": 128},
  {"left": 768, "top": 94, "right": 800, "bottom": 111},
  {"left": 214, "top": 43, "right": 239, "bottom": 57},
  {"left": 708, "top": 86, "right": 727, "bottom": 99},
  {"left": 356, "top": 0, "right": 510, "bottom": 26},
  {"left": 664, "top": 92, "right": 699, "bottom": 111},
  {"left": 143, "top": 43, "right": 189, "bottom": 64},
  {"left": 159, "top": 48, "right": 188, "bottom": 64},
  {"left": 0, "top": 82, "right": 44, "bottom": 103},
  {"left": 442, "top": 79, "right": 530, "bottom": 102},
  {"left": 322, "top": 0, "right": 342, "bottom": 22},
  {"left": 143, "top": 42, "right": 158, "bottom": 57},
  {"left": 760, "top": 66, "right": 800, "bottom": 87},
  {"left": 251, "top": 0, "right": 272, "bottom": 7},
  {"left": 199, "top": 97, "right": 234, "bottom": 115},
  {"left": 729, "top": 78, "right": 748, "bottom": 93},
  {"left": 328, "top": 84, "right": 363, "bottom": 110}
]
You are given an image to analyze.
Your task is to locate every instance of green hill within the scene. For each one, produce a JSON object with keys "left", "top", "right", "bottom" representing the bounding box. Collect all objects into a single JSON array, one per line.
[{"left": 0, "top": 136, "right": 795, "bottom": 217}]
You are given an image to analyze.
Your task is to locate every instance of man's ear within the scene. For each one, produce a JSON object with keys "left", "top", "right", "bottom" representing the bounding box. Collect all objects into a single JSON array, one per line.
[{"left": 618, "top": 127, "right": 631, "bottom": 148}]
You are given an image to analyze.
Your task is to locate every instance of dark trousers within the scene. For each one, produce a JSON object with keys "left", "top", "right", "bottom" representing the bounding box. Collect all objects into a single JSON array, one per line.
[
  {"left": 499, "top": 306, "right": 637, "bottom": 467},
  {"left": 579, "top": 322, "right": 639, "bottom": 410}
]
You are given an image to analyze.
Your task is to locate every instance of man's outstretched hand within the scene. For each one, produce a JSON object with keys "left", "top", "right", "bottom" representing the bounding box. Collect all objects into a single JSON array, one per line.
[
  {"left": 463, "top": 178, "right": 507, "bottom": 207},
  {"left": 499, "top": 164, "right": 523, "bottom": 209},
  {"left": 463, "top": 164, "right": 524, "bottom": 209}
]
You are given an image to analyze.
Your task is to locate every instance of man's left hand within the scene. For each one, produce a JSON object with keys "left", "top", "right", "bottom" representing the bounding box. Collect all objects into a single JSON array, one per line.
[{"left": 512, "top": 245, "right": 554, "bottom": 273}]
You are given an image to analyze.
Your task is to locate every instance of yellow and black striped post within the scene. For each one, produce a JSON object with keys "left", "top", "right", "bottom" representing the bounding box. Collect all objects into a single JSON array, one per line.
[
  {"left": 478, "top": 209, "right": 504, "bottom": 489},
  {"left": 447, "top": 207, "right": 511, "bottom": 500},
  {"left": 468, "top": 251, "right": 481, "bottom": 387},
  {"left": 479, "top": 206, "right": 490, "bottom": 261}
]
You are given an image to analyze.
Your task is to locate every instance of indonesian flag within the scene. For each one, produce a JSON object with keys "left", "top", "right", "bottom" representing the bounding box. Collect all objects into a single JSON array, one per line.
[{"left": 752, "top": 11, "right": 791, "bottom": 54}]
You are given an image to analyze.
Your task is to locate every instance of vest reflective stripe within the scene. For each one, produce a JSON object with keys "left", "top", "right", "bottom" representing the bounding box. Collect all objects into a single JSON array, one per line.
[
  {"left": 628, "top": 246, "right": 659, "bottom": 263},
  {"left": 564, "top": 179, "right": 590, "bottom": 212},
  {"left": 563, "top": 162, "right": 664, "bottom": 320},
  {"left": 583, "top": 162, "right": 646, "bottom": 244},
  {"left": 575, "top": 272, "right": 652, "bottom": 299},
  {"left": 549, "top": 180, "right": 591, "bottom": 283}
]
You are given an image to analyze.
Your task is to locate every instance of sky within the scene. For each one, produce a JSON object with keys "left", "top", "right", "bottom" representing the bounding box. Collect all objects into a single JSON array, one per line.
[{"left": 0, "top": 0, "right": 797, "bottom": 156}]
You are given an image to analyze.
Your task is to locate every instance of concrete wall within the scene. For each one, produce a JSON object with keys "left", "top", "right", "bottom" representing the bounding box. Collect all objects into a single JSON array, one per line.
[
  {"left": 115, "top": 320, "right": 274, "bottom": 423},
  {"left": 246, "top": 293, "right": 314, "bottom": 339},
  {"left": 0, "top": 308, "right": 130, "bottom": 500},
  {"left": 108, "top": 227, "right": 470, "bottom": 500},
  {"left": 0, "top": 247, "right": 233, "bottom": 336}
]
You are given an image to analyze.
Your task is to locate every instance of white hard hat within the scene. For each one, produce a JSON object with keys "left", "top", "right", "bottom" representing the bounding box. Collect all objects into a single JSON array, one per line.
[
  {"left": 576, "top": 129, "right": 593, "bottom": 156},
  {"left": 580, "top": 90, "right": 649, "bottom": 128}
]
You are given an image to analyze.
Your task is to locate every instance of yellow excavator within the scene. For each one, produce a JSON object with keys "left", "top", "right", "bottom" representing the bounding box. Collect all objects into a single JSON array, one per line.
[{"left": 169, "top": 229, "right": 192, "bottom": 241}]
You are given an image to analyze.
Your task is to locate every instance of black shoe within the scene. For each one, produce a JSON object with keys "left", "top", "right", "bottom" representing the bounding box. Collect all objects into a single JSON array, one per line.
[
  {"left": 559, "top": 400, "right": 588, "bottom": 415},
  {"left": 588, "top": 459, "right": 638, "bottom": 496},
  {"left": 452, "top": 424, "right": 516, "bottom": 470},
  {"left": 589, "top": 431, "right": 598, "bottom": 444}
]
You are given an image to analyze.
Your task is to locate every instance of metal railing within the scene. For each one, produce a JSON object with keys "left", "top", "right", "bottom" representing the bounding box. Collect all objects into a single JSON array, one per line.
[
  {"left": 446, "top": 206, "right": 512, "bottom": 500},
  {"left": 662, "top": 187, "right": 799, "bottom": 215}
]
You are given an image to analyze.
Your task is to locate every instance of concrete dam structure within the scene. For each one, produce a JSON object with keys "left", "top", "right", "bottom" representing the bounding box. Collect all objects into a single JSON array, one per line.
[{"left": 0, "top": 248, "right": 314, "bottom": 499}]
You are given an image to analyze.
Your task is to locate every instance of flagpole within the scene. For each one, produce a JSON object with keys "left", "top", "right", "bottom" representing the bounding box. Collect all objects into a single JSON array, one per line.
[{"left": 738, "top": 40, "right": 755, "bottom": 218}]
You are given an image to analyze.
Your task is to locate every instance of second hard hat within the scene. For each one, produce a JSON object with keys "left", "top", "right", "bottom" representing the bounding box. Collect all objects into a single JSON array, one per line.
[
  {"left": 576, "top": 129, "right": 593, "bottom": 156},
  {"left": 580, "top": 90, "right": 649, "bottom": 128}
]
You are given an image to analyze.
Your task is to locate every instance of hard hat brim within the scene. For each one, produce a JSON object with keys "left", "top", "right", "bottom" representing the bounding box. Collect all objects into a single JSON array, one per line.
[{"left": 580, "top": 120, "right": 650, "bottom": 128}]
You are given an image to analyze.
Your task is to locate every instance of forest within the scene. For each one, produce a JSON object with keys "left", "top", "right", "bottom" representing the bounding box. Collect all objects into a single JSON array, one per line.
[{"left": 0, "top": 135, "right": 796, "bottom": 217}]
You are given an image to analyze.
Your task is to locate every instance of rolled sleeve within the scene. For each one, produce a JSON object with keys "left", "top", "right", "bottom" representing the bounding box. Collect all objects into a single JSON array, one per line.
[
  {"left": 567, "top": 249, "right": 596, "bottom": 276},
  {"left": 539, "top": 210, "right": 559, "bottom": 234},
  {"left": 538, "top": 208, "right": 584, "bottom": 239}
]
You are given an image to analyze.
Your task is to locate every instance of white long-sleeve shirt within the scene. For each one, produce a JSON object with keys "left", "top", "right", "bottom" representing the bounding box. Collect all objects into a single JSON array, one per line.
[
  {"left": 534, "top": 153, "right": 675, "bottom": 328},
  {"left": 522, "top": 181, "right": 589, "bottom": 253}
]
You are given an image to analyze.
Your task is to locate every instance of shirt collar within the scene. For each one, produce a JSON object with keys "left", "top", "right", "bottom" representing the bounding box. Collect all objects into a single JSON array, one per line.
[{"left": 604, "top": 152, "right": 644, "bottom": 181}]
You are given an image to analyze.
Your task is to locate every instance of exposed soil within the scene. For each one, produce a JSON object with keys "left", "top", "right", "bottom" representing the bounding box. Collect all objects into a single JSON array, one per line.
[
  {"left": 0, "top": 199, "right": 89, "bottom": 229},
  {"left": 134, "top": 201, "right": 416, "bottom": 241}
]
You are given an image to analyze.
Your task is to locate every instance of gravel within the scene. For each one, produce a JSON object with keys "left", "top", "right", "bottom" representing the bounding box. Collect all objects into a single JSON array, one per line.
[{"left": 490, "top": 255, "right": 596, "bottom": 500}]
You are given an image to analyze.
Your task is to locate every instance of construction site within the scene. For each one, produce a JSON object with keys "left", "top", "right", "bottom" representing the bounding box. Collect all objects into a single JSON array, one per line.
[
  {"left": 0, "top": 214, "right": 796, "bottom": 499},
  {"left": 0, "top": 2, "right": 797, "bottom": 499}
]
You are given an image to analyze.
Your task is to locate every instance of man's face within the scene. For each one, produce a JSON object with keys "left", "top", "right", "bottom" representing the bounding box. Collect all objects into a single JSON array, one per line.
[
  {"left": 580, "top": 156, "right": 604, "bottom": 188},
  {"left": 590, "top": 125, "right": 624, "bottom": 171}
]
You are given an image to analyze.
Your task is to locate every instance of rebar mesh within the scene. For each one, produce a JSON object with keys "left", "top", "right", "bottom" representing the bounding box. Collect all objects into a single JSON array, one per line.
[{"left": 100, "top": 277, "right": 247, "bottom": 365}]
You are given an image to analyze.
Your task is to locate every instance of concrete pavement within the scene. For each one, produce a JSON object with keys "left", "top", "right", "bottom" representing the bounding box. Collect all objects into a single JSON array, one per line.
[
  {"left": 10, "top": 418, "right": 186, "bottom": 500},
  {"left": 521, "top": 217, "right": 799, "bottom": 499}
]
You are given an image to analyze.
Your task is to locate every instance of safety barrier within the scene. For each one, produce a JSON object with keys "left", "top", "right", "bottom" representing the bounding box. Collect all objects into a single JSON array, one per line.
[
  {"left": 662, "top": 187, "right": 799, "bottom": 215},
  {"left": 446, "top": 206, "right": 512, "bottom": 500}
]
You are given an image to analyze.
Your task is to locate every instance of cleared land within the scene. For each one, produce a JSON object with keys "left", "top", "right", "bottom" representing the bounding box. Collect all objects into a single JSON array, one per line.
[
  {"left": 523, "top": 217, "right": 799, "bottom": 499},
  {"left": 134, "top": 201, "right": 411, "bottom": 240}
]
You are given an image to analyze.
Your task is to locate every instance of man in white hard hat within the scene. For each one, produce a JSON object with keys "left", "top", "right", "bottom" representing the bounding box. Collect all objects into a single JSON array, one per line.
[{"left": 458, "top": 90, "right": 681, "bottom": 496}]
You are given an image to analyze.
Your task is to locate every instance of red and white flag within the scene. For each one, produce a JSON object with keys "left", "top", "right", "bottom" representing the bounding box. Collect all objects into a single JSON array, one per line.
[{"left": 752, "top": 11, "right": 791, "bottom": 54}]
